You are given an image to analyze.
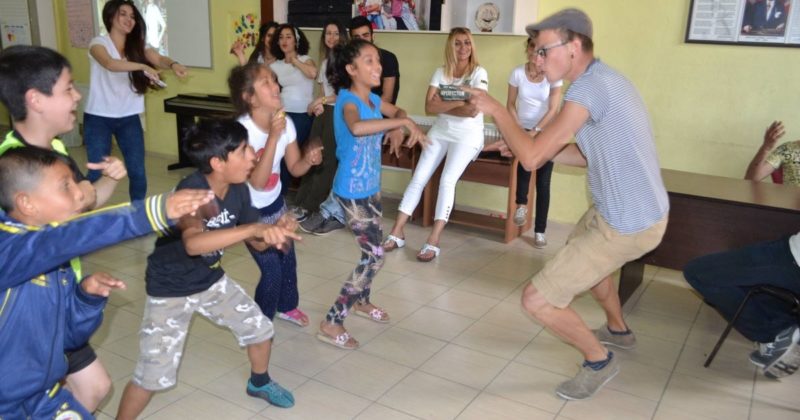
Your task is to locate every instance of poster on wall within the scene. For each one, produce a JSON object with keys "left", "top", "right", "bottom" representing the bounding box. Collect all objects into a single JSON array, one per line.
[
  {"left": 353, "top": 0, "right": 433, "bottom": 31},
  {"left": 1, "top": 22, "right": 32, "bottom": 48},
  {"left": 686, "top": 0, "right": 800, "bottom": 47},
  {"left": 67, "top": 0, "right": 93, "bottom": 48}
]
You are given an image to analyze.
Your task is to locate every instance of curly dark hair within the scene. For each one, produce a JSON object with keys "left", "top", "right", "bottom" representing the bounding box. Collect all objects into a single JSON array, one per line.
[
  {"left": 269, "top": 24, "right": 311, "bottom": 59},
  {"left": 327, "top": 39, "right": 377, "bottom": 92}
]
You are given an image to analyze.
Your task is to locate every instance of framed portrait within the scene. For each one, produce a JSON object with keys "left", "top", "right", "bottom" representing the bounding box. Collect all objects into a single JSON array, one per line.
[{"left": 686, "top": 0, "right": 800, "bottom": 47}]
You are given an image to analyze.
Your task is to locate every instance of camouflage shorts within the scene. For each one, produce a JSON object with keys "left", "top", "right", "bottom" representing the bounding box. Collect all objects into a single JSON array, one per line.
[{"left": 132, "top": 275, "right": 274, "bottom": 390}]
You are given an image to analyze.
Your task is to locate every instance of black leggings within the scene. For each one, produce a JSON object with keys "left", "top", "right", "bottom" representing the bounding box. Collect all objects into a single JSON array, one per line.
[{"left": 516, "top": 160, "right": 554, "bottom": 233}]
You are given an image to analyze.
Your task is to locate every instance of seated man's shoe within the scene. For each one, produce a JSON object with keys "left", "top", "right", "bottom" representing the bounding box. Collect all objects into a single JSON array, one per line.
[{"left": 758, "top": 325, "right": 800, "bottom": 379}]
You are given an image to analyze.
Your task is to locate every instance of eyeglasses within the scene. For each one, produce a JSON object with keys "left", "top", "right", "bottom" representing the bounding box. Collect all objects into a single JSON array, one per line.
[{"left": 535, "top": 40, "right": 568, "bottom": 58}]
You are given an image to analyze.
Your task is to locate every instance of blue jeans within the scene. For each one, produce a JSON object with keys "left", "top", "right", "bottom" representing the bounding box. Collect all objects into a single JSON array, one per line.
[
  {"left": 83, "top": 113, "right": 146, "bottom": 200},
  {"left": 319, "top": 191, "right": 345, "bottom": 223},
  {"left": 683, "top": 237, "right": 800, "bottom": 343}
]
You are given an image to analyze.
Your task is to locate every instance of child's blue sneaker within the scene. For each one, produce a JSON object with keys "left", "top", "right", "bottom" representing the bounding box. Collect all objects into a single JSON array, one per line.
[{"left": 246, "top": 380, "right": 295, "bottom": 408}]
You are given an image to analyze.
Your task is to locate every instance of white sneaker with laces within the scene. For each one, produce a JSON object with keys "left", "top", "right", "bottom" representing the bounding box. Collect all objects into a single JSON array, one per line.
[
  {"left": 513, "top": 206, "right": 527, "bottom": 226},
  {"left": 534, "top": 232, "right": 547, "bottom": 248}
]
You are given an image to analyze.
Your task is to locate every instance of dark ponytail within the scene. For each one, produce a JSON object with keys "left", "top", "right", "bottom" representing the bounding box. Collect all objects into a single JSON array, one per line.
[
  {"left": 327, "top": 39, "right": 375, "bottom": 92},
  {"left": 102, "top": 0, "right": 156, "bottom": 94}
]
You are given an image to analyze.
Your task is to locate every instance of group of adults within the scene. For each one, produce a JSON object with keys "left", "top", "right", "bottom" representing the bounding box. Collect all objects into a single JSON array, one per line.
[{"left": 81, "top": 0, "right": 800, "bottom": 399}]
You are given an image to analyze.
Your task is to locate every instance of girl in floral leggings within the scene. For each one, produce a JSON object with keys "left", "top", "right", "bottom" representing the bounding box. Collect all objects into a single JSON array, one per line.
[{"left": 317, "top": 39, "right": 426, "bottom": 349}]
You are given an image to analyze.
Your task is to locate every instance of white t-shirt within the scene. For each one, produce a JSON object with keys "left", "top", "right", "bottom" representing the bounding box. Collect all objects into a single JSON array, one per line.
[
  {"left": 428, "top": 66, "right": 489, "bottom": 143},
  {"left": 508, "top": 65, "right": 563, "bottom": 130},
  {"left": 270, "top": 56, "right": 315, "bottom": 113},
  {"left": 317, "top": 59, "right": 335, "bottom": 97},
  {"left": 239, "top": 114, "right": 297, "bottom": 208},
  {"left": 789, "top": 232, "right": 800, "bottom": 265},
  {"left": 85, "top": 35, "right": 144, "bottom": 117}
]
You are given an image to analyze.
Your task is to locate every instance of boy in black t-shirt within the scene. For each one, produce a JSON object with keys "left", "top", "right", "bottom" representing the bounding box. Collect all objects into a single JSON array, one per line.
[{"left": 117, "top": 119, "right": 302, "bottom": 419}]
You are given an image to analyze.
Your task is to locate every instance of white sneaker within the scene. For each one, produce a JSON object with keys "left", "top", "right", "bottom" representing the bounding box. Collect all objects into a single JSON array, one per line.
[
  {"left": 513, "top": 206, "right": 527, "bottom": 226},
  {"left": 534, "top": 232, "right": 547, "bottom": 248}
]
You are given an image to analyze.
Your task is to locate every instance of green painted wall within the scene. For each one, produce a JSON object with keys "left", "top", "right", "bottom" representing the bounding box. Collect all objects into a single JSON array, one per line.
[{"left": 37, "top": 0, "right": 800, "bottom": 224}]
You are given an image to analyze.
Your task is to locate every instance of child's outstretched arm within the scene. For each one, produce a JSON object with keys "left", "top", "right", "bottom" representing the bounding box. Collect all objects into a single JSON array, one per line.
[
  {"left": 0, "top": 190, "right": 214, "bottom": 290},
  {"left": 65, "top": 272, "right": 127, "bottom": 350},
  {"left": 283, "top": 141, "right": 323, "bottom": 177},
  {"left": 377, "top": 102, "right": 428, "bottom": 156},
  {"left": 181, "top": 214, "right": 302, "bottom": 256}
]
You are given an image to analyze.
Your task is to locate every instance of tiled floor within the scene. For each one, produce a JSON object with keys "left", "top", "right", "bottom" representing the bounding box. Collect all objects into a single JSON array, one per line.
[{"left": 69, "top": 150, "right": 800, "bottom": 419}]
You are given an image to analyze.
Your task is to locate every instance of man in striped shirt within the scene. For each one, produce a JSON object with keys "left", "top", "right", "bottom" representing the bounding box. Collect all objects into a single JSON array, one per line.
[{"left": 467, "top": 8, "right": 669, "bottom": 400}]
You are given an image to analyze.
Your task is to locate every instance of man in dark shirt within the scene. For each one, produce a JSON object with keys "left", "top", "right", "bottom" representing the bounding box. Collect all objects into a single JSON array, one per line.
[{"left": 349, "top": 15, "right": 400, "bottom": 105}]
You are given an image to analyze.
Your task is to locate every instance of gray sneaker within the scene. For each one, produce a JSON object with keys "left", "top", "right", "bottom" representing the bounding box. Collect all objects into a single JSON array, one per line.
[
  {"left": 593, "top": 324, "right": 637, "bottom": 350},
  {"left": 312, "top": 218, "right": 346, "bottom": 236},
  {"left": 299, "top": 212, "right": 326, "bottom": 233},
  {"left": 761, "top": 325, "right": 800, "bottom": 379},
  {"left": 513, "top": 206, "right": 527, "bottom": 226},
  {"left": 556, "top": 353, "right": 620, "bottom": 400}
]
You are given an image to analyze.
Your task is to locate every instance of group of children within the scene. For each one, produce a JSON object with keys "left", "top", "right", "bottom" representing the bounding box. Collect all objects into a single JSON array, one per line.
[{"left": 0, "top": 16, "right": 426, "bottom": 415}]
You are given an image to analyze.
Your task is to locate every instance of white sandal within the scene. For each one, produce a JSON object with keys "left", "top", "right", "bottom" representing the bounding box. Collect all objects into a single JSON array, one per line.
[
  {"left": 416, "top": 243, "right": 440, "bottom": 262},
  {"left": 382, "top": 234, "right": 405, "bottom": 251}
]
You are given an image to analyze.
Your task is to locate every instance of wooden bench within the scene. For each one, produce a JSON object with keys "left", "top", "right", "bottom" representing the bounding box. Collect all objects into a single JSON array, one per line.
[{"left": 381, "top": 141, "right": 535, "bottom": 243}]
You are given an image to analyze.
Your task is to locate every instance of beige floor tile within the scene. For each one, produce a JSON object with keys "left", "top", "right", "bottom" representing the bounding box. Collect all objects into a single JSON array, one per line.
[
  {"left": 396, "top": 307, "right": 475, "bottom": 341},
  {"left": 199, "top": 364, "right": 308, "bottom": 414},
  {"left": 296, "top": 255, "right": 357, "bottom": 280},
  {"left": 514, "top": 331, "right": 582, "bottom": 377},
  {"left": 604, "top": 359, "right": 671, "bottom": 402},
  {"left": 750, "top": 394, "right": 800, "bottom": 420},
  {"left": 314, "top": 351, "right": 412, "bottom": 400},
  {"left": 683, "top": 318, "right": 753, "bottom": 355},
  {"left": 360, "top": 327, "right": 447, "bottom": 368},
  {"left": 91, "top": 307, "right": 148, "bottom": 347},
  {"left": 101, "top": 332, "right": 144, "bottom": 362},
  {"left": 633, "top": 280, "right": 701, "bottom": 322},
  {"left": 378, "top": 371, "right": 479, "bottom": 420},
  {"left": 300, "top": 279, "right": 354, "bottom": 306},
  {"left": 295, "top": 271, "right": 330, "bottom": 293},
  {"left": 97, "top": 375, "right": 197, "bottom": 419},
  {"left": 262, "top": 380, "right": 371, "bottom": 420},
  {"left": 146, "top": 389, "right": 259, "bottom": 419},
  {"left": 454, "top": 272, "right": 525, "bottom": 300},
  {"left": 378, "top": 277, "right": 451, "bottom": 304},
  {"left": 652, "top": 405, "right": 717, "bottom": 420},
  {"left": 419, "top": 344, "right": 509, "bottom": 389},
  {"left": 626, "top": 307, "right": 694, "bottom": 344},
  {"left": 452, "top": 320, "right": 538, "bottom": 360},
  {"left": 426, "top": 289, "right": 501, "bottom": 319},
  {"left": 754, "top": 367, "right": 800, "bottom": 406},
  {"left": 364, "top": 291, "right": 424, "bottom": 324},
  {"left": 475, "top": 251, "right": 547, "bottom": 282},
  {"left": 456, "top": 392, "right": 555, "bottom": 420},
  {"left": 659, "top": 373, "right": 751, "bottom": 420},
  {"left": 404, "top": 262, "right": 474, "bottom": 287},
  {"left": 559, "top": 387, "right": 657, "bottom": 420},
  {"left": 355, "top": 403, "right": 421, "bottom": 419},
  {"left": 484, "top": 362, "right": 567, "bottom": 414},
  {"left": 613, "top": 333, "right": 684, "bottom": 372},
  {"left": 269, "top": 332, "right": 350, "bottom": 377},
  {"left": 674, "top": 344, "right": 756, "bottom": 392},
  {"left": 95, "top": 347, "right": 138, "bottom": 382},
  {"left": 479, "top": 301, "right": 543, "bottom": 334}
]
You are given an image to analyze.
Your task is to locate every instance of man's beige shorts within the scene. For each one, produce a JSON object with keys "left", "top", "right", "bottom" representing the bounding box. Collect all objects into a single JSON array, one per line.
[{"left": 532, "top": 207, "right": 667, "bottom": 308}]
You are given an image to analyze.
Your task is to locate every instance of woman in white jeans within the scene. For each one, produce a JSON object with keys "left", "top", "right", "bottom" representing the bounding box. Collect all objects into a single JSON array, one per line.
[{"left": 383, "top": 27, "right": 488, "bottom": 262}]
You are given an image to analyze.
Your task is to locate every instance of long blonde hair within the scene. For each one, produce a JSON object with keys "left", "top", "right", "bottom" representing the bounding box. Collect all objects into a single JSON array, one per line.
[{"left": 443, "top": 27, "right": 479, "bottom": 82}]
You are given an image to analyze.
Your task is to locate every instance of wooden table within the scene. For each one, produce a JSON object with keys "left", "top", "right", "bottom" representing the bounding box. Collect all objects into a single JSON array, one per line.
[{"left": 618, "top": 169, "right": 800, "bottom": 304}]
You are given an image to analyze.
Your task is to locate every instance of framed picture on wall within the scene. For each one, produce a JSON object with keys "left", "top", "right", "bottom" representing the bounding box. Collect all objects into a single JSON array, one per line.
[{"left": 686, "top": 0, "right": 800, "bottom": 47}]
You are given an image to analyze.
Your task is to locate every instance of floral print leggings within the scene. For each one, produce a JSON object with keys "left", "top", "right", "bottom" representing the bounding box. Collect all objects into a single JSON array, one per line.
[{"left": 325, "top": 193, "right": 385, "bottom": 325}]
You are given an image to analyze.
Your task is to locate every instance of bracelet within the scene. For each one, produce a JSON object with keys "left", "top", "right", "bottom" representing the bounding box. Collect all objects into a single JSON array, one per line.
[
  {"left": 169, "top": 61, "right": 180, "bottom": 69},
  {"left": 321, "top": 96, "right": 327, "bottom": 105}
]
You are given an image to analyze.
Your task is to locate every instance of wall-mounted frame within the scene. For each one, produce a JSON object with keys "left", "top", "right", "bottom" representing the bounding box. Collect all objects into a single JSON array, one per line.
[{"left": 686, "top": 0, "right": 800, "bottom": 47}]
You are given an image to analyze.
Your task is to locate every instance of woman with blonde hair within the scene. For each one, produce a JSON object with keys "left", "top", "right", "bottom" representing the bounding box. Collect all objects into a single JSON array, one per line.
[{"left": 383, "top": 27, "right": 489, "bottom": 262}]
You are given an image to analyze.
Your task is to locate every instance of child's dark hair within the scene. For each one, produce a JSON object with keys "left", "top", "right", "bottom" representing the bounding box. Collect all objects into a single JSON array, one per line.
[
  {"left": 182, "top": 119, "right": 248, "bottom": 174},
  {"left": 0, "top": 147, "right": 69, "bottom": 211},
  {"left": 250, "top": 21, "right": 280, "bottom": 64},
  {"left": 349, "top": 16, "right": 373, "bottom": 36},
  {"left": 0, "top": 46, "right": 71, "bottom": 122},
  {"left": 327, "top": 39, "right": 377, "bottom": 92},
  {"left": 102, "top": 0, "right": 157, "bottom": 94},
  {"left": 269, "top": 24, "right": 311, "bottom": 59},
  {"left": 227, "top": 62, "right": 275, "bottom": 117}
]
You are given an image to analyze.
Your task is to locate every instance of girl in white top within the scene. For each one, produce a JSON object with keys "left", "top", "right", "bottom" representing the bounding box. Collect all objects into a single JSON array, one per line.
[
  {"left": 228, "top": 62, "right": 322, "bottom": 327},
  {"left": 487, "top": 36, "right": 562, "bottom": 248},
  {"left": 293, "top": 20, "right": 348, "bottom": 217},
  {"left": 84, "top": 0, "right": 187, "bottom": 201},
  {"left": 384, "top": 27, "right": 489, "bottom": 262},
  {"left": 230, "top": 21, "right": 279, "bottom": 66}
]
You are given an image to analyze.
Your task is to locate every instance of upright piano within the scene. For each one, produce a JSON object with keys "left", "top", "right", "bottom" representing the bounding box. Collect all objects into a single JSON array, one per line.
[{"left": 163, "top": 94, "right": 235, "bottom": 170}]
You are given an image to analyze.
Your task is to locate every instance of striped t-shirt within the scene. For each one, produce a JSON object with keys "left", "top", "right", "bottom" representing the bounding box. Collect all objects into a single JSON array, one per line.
[{"left": 565, "top": 60, "right": 669, "bottom": 234}]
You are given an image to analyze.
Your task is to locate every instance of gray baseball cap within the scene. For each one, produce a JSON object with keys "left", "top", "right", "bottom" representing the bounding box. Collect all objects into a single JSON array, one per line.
[{"left": 525, "top": 8, "right": 593, "bottom": 39}]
